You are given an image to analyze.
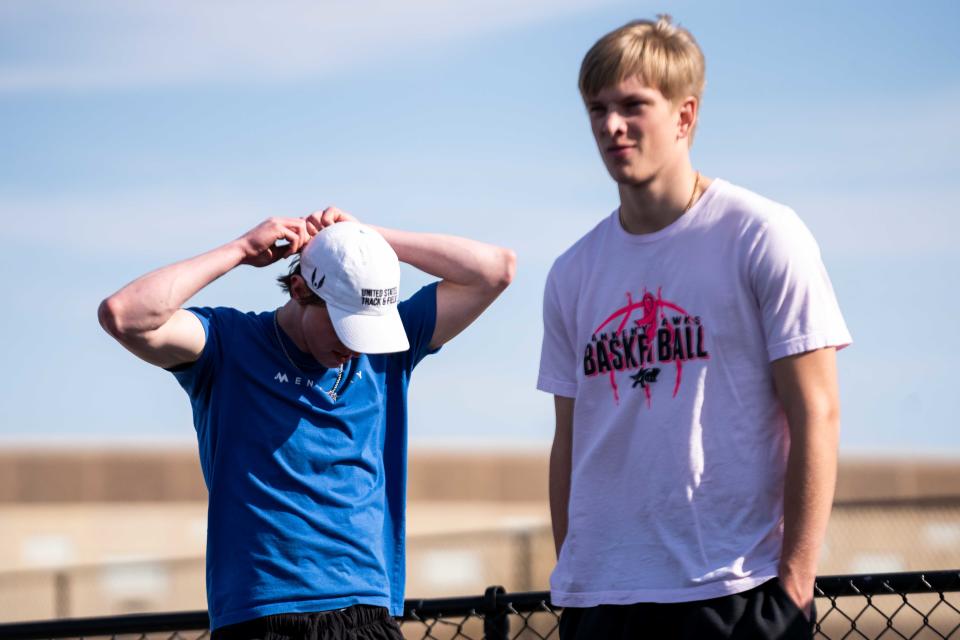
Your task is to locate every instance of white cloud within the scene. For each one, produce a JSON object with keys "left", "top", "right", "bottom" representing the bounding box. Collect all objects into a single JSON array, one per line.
[{"left": 0, "top": 0, "right": 618, "bottom": 92}]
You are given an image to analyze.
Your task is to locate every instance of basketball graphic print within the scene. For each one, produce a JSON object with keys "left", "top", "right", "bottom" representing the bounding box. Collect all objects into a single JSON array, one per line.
[{"left": 583, "top": 287, "right": 710, "bottom": 405}]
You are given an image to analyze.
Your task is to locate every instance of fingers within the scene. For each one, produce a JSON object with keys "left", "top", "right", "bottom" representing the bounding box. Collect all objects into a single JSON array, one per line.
[
  {"left": 320, "top": 207, "right": 342, "bottom": 228},
  {"left": 327, "top": 206, "right": 358, "bottom": 226},
  {"left": 250, "top": 208, "right": 358, "bottom": 264},
  {"left": 305, "top": 210, "right": 324, "bottom": 236},
  {"left": 290, "top": 218, "right": 310, "bottom": 250},
  {"left": 305, "top": 213, "right": 322, "bottom": 236},
  {"left": 276, "top": 225, "right": 302, "bottom": 257},
  {"left": 255, "top": 218, "right": 306, "bottom": 256},
  {"left": 264, "top": 219, "right": 304, "bottom": 252},
  {"left": 304, "top": 206, "right": 359, "bottom": 234}
]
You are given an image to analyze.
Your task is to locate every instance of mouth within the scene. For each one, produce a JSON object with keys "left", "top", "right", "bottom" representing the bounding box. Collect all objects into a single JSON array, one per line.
[{"left": 606, "top": 144, "right": 635, "bottom": 159}]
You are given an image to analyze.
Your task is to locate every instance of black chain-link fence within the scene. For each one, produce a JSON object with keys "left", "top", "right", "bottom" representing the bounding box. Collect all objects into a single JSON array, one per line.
[
  {"left": 1, "top": 570, "right": 958, "bottom": 640},
  {"left": 3, "top": 497, "right": 959, "bottom": 621}
]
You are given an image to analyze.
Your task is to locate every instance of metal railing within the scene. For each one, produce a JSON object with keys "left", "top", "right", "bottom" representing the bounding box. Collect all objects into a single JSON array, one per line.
[{"left": 0, "top": 570, "right": 958, "bottom": 639}]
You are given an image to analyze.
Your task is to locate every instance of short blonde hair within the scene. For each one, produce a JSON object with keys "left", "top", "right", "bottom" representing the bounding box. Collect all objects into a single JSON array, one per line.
[{"left": 579, "top": 15, "right": 705, "bottom": 104}]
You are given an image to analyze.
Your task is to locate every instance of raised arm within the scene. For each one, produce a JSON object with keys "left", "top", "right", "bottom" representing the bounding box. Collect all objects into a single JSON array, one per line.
[
  {"left": 376, "top": 227, "right": 515, "bottom": 349},
  {"left": 773, "top": 346, "right": 840, "bottom": 620},
  {"left": 98, "top": 217, "right": 311, "bottom": 368}
]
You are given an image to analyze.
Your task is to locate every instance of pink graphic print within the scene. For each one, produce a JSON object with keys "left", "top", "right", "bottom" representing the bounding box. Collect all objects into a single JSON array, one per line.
[{"left": 591, "top": 287, "right": 707, "bottom": 406}]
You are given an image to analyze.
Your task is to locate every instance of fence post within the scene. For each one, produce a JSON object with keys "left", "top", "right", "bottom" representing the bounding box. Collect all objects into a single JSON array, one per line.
[
  {"left": 483, "top": 585, "right": 508, "bottom": 640},
  {"left": 53, "top": 571, "right": 70, "bottom": 619},
  {"left": 514, "top": 529, "right": 533, "bottom": 591}
]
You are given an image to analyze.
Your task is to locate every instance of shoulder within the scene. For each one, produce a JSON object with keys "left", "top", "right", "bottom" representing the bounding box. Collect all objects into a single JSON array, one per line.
[
  {"left": 397, "top": 282, "right": 440, "bottom": 346},
  {"left": 707, "top": 179, "right": 806, "bottom": 237},
  {"left": 397, "top": 282, "right": 438, "bottom": 318},
  {"left": 187, "top": 306, "right": 269, "bottom": 338},
  {"left": 189, "top": 305, "right": 261, "bottom": 323}
]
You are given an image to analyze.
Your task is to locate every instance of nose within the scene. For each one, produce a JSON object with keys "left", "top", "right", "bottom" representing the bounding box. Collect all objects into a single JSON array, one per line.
[{"left": 602, "top": 110, "right": 627, "bottom": 138}]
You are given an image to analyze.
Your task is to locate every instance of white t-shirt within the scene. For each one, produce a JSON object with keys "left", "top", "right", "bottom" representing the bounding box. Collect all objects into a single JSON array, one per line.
[{"left": 537, "top": 178, "right": 851, "bottom": 607}]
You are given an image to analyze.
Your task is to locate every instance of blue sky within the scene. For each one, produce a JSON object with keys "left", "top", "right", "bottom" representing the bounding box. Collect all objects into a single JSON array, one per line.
[{"left": 1, "top": 1, "right": 957, "bottom": 454}]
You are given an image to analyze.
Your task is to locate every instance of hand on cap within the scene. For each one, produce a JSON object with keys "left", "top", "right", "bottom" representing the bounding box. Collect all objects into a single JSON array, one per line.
[
  {"left": 304, "top": 206, "right": 360, "bottom": 236},
  {"left": 237, "top": 217, "right": 311, "bottom": 267}
]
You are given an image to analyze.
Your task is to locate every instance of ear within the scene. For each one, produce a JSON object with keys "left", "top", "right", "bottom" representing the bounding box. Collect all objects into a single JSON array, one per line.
[
  {"left": 676, "top": 95, "right": 698, "bottom": 141},
  {"left": 289, "top": 274, "right": 313, "bottom": 304}
]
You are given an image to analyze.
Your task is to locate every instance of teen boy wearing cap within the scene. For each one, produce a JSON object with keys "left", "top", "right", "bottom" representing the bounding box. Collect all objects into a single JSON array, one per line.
[
  {"left": 537, "top": 17, "right": 851, "bottom": 639},
  {"left": 99, "top": 207, "right": 515, "bottom": 640}
]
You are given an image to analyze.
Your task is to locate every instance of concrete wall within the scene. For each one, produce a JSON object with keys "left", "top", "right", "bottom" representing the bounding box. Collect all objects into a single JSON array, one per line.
[
  {"left": 0, "top": 447, "right": 958, "bottom": 624},
  {"left": 1, "top": 447, "right": 957, "bottom": 503}
]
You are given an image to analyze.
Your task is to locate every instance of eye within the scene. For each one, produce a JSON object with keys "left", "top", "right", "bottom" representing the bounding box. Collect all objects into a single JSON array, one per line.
[
  {"left": 587, "top": 104, "right": 606, "bottom": 117},
  {"left": 625, "top": 100, "right": 646, "bottom": 113}
]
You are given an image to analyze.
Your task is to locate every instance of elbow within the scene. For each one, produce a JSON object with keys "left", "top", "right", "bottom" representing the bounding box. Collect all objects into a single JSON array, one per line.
[
  {"left": 823, "top": 401, "right": 842, "bottom": 445},
  {"left": 812, "top": 394, "right": 842, "bottom": 433},
  {"left": 98, "top": 296, "right": 128, "bottom": 341},
  {"left": 789, "top": 396, "right": 841, "bottom": 448},
  {"left": 491, "top": 248, "right": 516, "bottom": 291},
  {"left": 813, "top": 403, "right": 841, "bottom": 451}
]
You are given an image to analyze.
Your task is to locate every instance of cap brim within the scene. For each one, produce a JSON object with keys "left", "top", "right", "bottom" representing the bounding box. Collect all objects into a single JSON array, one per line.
[{"left": 326, "top": 303, "right": 410, "bottom": 354}]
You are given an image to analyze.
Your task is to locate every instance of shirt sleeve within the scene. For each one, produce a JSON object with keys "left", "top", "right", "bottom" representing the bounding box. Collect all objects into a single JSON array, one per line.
[
  {"left": 748, "top": 210, "right": 853, "bottom": 362},
  {"left": 396, "top": 282, "right": 440, "bottom": 373},
  {"left": 169, "top": 307, "right": 220, "bottom": 399},
  {"left": 537, "top": 263, "right": 579, "bottom": 398}
]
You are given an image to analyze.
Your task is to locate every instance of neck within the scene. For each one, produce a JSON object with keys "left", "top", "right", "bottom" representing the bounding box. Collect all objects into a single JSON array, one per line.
[
  {"left": 276, "top": 300, "right": 309, "bottom": 353},
  {"left": 618, "top": 161, "right": 702, "bottom": 235}
]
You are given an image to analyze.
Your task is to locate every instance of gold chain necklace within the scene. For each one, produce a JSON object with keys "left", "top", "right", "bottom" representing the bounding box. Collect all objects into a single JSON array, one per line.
[
  {"left": 683, "top": 171, "right": 701, "bottom": 213},
  {"left": 272, "top": 312, "right": 344, "bottom": 402}
]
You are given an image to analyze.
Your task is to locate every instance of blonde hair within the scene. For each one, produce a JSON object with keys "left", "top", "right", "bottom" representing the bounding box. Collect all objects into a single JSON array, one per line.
[{"left": 579, "top": 15, "right": 705, "bottom": 104}]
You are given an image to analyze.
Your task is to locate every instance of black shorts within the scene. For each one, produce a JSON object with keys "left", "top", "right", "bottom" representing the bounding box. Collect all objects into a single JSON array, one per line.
[
  {"left": 559, "top": 578, "right": 815, "bottom": 640},
  {"left": 211, "top": 605, "right": 404, "bottom": 640}
]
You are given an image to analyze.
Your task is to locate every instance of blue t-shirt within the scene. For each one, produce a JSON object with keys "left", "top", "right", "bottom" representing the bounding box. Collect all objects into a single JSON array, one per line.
[{"left": 172, "top": 283, "right": 438, "bottom": 630}]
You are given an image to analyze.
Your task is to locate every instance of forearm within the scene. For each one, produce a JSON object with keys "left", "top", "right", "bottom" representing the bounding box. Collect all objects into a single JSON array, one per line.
[
  {"left": 99, "top": 240, "right": 246, "bottom": 338},
  {"left": 550, "top": 396, "right": 575, "bottom": 558},
  {"left": 779, "top": 411, "right": 839, "bottom": 592},
  {"left": 373, "top": 226, "right": 514, "bottom": 290},
  {"left": 549, "top": 436, "right": 572, "bottom": 557}
]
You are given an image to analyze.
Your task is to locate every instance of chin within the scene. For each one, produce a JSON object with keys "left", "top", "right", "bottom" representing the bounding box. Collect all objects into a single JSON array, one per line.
[
  {"left": 309, "top": 351, "right": 337, "bottom": 369},
  {"left": 612, "top": 171, "right": 655, "bottom": 187},
  {"left": 606, "top": 162, "right": 651, "bottom": 186}
]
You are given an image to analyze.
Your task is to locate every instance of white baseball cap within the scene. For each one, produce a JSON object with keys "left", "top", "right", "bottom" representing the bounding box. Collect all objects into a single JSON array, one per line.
[{"left": 299, "top": 222, "right": 409, "bottom": 354}]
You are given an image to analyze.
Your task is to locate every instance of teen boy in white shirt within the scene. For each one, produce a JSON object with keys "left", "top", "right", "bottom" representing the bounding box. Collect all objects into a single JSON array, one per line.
[{"left": 538, "top": 16, "right": 851, "bottom": 639}]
